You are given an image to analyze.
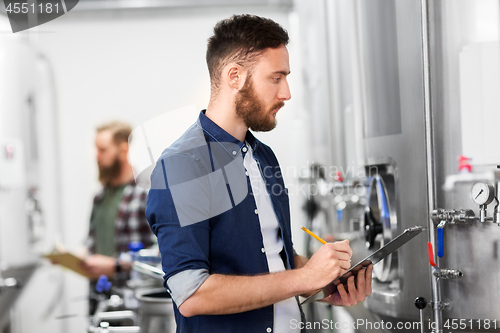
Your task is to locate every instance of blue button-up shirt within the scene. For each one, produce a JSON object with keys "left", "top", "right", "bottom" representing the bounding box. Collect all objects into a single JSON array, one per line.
[{"left": 146, "top": 111, "right": 306, "bottom": 333}]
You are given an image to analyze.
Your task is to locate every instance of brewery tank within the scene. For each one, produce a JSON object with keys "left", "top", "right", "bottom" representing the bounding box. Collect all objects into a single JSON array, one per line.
[{"left": 297, "top": 0, "right": 500, "bottom": 331}]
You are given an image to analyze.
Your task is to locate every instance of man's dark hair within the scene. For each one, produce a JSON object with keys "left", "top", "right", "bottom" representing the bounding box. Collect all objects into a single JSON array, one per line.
[
  {"left": 96, "top": 121, "right": 132, "bottom": 145},
  {"left": 206, "top": 14, "right": 289, "bottom": 91}
]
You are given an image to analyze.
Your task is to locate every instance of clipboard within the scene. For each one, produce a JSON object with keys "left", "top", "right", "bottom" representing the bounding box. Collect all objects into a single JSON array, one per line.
[
  {"left": 301, "top": 226, "right": 424, "bottom": 305},
  {"left": 44, "top": 252, "right": 92, "bottom": 278}
]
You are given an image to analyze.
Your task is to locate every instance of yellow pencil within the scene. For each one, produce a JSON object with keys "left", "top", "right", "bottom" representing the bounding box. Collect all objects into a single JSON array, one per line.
[{"left": 301, "top": 226, "right": 327, "bottom": 245}]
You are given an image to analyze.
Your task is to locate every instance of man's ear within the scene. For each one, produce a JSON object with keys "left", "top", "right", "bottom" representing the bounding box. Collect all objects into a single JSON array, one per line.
[
  {"left": 119, "top": 141, "right": 129, "bottom": 156},
  {"left": 226, "top": 64, "right": 247, "bottom": 91}
]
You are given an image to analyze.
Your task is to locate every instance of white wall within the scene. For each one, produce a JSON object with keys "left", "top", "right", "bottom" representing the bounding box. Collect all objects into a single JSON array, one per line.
[{"left": 1, "top": 5, "right": 312, "bottom": 332}]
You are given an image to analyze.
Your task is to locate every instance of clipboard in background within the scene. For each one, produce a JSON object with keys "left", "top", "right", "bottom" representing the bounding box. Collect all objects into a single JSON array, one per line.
[
  {"left": 44, "top": 252, "right": 92, "bottom": 278},
  {"left": 301, "top": 226, "right": 424, "bottom": 305}
]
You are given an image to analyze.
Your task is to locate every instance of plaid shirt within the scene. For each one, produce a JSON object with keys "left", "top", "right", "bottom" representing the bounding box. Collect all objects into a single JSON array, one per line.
[{"left": 88, "top": 180, "right": 155, "bottom": 256}]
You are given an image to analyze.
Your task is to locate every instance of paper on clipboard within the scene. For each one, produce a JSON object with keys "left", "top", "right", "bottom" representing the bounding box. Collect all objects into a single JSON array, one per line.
[
  {"left": 44, "top": 252, "right": 92, "bottom": 278},
  {"left": 301, "top": 226, "right": 424, "bottom": 305}
]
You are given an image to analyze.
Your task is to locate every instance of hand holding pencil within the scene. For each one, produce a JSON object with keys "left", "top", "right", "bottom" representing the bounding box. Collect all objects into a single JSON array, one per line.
[
  {"left": 300, "top": 226, "right": 352, "bottom": 287},
  {"left": 300, "top": 225, "right": 373, "bottom": 306}
]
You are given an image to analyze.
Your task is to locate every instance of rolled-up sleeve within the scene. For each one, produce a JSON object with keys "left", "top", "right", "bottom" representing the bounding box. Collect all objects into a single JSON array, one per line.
[{"left": 167, "top": 268, "right": 210, "bottom": 306}]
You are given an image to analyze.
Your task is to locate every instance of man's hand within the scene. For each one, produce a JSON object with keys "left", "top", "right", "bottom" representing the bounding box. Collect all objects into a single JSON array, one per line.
[
  {"left": 299, "top": 240, "right": 352, "bottom": 291},
  {"left": 322, "top": 264, "right": 373, "bottom": 306},
  {"left": 81, "top": 254, "right": 116, "bottom": 279}
]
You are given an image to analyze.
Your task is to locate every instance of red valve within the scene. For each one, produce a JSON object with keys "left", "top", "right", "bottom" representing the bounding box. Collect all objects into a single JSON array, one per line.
[
  {"left": 427, "top": 242, "right": 437, "bottom": 267},
  {"left": 4, "top": 144, "right": 14, "bottom": 160},
  {"left": 334, "top": 171, "right": 343, "bottom": 182},
  {"left": 458, "top": 155, "right": 472, "bottom": 173}
]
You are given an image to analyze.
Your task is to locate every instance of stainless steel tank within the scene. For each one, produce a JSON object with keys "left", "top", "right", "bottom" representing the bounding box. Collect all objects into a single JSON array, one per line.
[
  {"left": 426, "top": 0, "right": 500, "bottom": 329},
  {"left": 298, "top": 0, "right": 431, "bottom": 327},
  {"left": 136, "top": 288, "right": 176, "bottom": 333},
  {"left": 298, "top": 0, "right": 500, "bottom": 331},
  {"left": 354, "top": 0, "right": 432, "bottom": 322},
  {"left": 0, "top": 38, "right": 40, "bottom": 329},
  {"left": 0, "top": 38, "right": 63, "bottom": 333}
]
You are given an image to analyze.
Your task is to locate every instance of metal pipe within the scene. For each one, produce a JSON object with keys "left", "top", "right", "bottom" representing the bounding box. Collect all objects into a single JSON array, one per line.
[
  {"left": 349, "top": 0, "right": 367, "bottom": 165},
  {"left": 442, "top": 170, "right": 500, "bottom": 191},
  {"left": 420, "top": 0, "right": 442, "bottom": 331},
  {"left": 132, "top": 262, "right": 164, "bottom": 280},
  {"left": 432, "top": 268, "right": 463, "bottom": 279},
  {"left": 494, "top": 183, "right": 499, "bottom": 224},
  {"left": 0, "top": 0, "right": 293, "bottom": 14},
  {"left": 324, "top": 0, "right": 347, "bottom": 172},
  {"left": 67, "top": 0, "right": 292, "bottom": 11},
  {"left": 479, "top": 205, "right": 487, "bottom": 223},
  {"left": 92, "top": 310, "right": 139, "bottom": 328}
]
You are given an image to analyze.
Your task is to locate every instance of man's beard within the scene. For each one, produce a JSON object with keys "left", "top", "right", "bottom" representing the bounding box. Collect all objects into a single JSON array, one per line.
[
  {"left": 235, "top": 77, "right": 284, "bottom": 132},
  {"left": 98, "top": 156, "right": 122, "bottom": 186}
]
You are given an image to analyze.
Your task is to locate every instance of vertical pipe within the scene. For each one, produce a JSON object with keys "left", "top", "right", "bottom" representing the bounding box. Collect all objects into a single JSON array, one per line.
[
  {"left": 420, "top": 0, "right": 442, "bottom": 332},
  {"left": 324, "top": 0, "right": 346, "bottom": 173},
  {"left": 37, "top": 55, "right": 69, "bottom": 333},
  {"left": 349, "top": 0, "right": 366, "bottom": 165}
]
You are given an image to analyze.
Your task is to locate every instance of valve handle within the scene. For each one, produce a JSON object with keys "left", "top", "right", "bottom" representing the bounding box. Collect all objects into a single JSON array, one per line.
[
  {"left": 96, "top": 275, "right": 112, "bottom": 293},
  {"left": 437, "top": 227, "right": 444, "bottom": 257},
  {"left": 458, "top": 155, "right": 472, "bottom": 172},
  {"left": 414, "top": 297, "right": 427, "bottom": 310},
  {"left": 128, "top": 241, "right": 144, "bottom": 252},
  {"left": 334, "top": 171, "right": 343, "bottom": 182},
  {"left": 427, "top": 242, "right": 437, "bottom": 267}
]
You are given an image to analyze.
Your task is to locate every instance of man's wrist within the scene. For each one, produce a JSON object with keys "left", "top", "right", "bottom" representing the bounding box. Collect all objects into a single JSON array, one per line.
[
  {"left": 286, "top": 266, "right": 312, "bottom": 296},
  {"left": 115, "top": 257, "right": 121, "bottom": 273}
]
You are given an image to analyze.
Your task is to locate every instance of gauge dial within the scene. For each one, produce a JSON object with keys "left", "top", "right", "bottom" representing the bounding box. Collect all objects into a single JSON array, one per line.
[{"left": 471, "top": 182, "right": 495, "bottom": 205}]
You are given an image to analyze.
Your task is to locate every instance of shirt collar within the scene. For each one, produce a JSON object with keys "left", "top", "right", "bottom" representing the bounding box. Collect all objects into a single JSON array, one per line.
[{"left": 198, "top": 110, "right": 259, "bottom": 156}]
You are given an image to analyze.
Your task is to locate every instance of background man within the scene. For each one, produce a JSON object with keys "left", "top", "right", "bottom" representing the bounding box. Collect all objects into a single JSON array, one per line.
[
  {"left": 83, "top": 121, "right": 155, "bottom": 283},
  {"left": 146, "top": 15, "right": 373, "bottom": 332}
]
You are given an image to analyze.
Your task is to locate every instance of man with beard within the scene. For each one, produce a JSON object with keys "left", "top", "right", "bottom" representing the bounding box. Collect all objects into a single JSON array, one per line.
[
  {"left": 146, "top": 15, "right": 373, "bottom": 332},
  {"left": 82, "top": 121, "right": 154, "bottom": 284}
]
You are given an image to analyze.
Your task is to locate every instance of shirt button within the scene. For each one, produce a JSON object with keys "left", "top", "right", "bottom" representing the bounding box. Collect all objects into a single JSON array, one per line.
[
  {"left": 266, "top": 327, "right": 272, "bottom": 333},
  {"left": 245, "top": 170, "right": 249, "bottom": 176},
  {"left": 242, "top": 146, "right": 248, "bottom": 152},
  {"left": 261, "top": 248, "right": 266, "bottom": 253},
  {"left": 232, "top": 150, "right": 237, "bottom": 156},
  {"left": 254, "top": 209, "right": 258, "bottom": 215}
]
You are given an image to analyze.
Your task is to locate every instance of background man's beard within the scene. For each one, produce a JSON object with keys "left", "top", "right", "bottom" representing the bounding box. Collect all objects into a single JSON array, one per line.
[
  {"left": 235, "top": 78, "right": 283, "bottom": 132},
  {"left": 98, "top": 157, "right": 122, "bottom": 186}
]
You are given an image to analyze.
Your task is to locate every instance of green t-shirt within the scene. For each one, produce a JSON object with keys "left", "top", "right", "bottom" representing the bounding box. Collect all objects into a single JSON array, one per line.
[{"left": 93, "top": 185, "right": 126, "bottom": 257}]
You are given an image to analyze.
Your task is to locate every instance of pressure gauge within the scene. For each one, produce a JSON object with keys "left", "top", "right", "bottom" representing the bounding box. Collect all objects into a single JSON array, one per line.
[{"left": 470, "top": 182, "right": 495, "bottom": 206}]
